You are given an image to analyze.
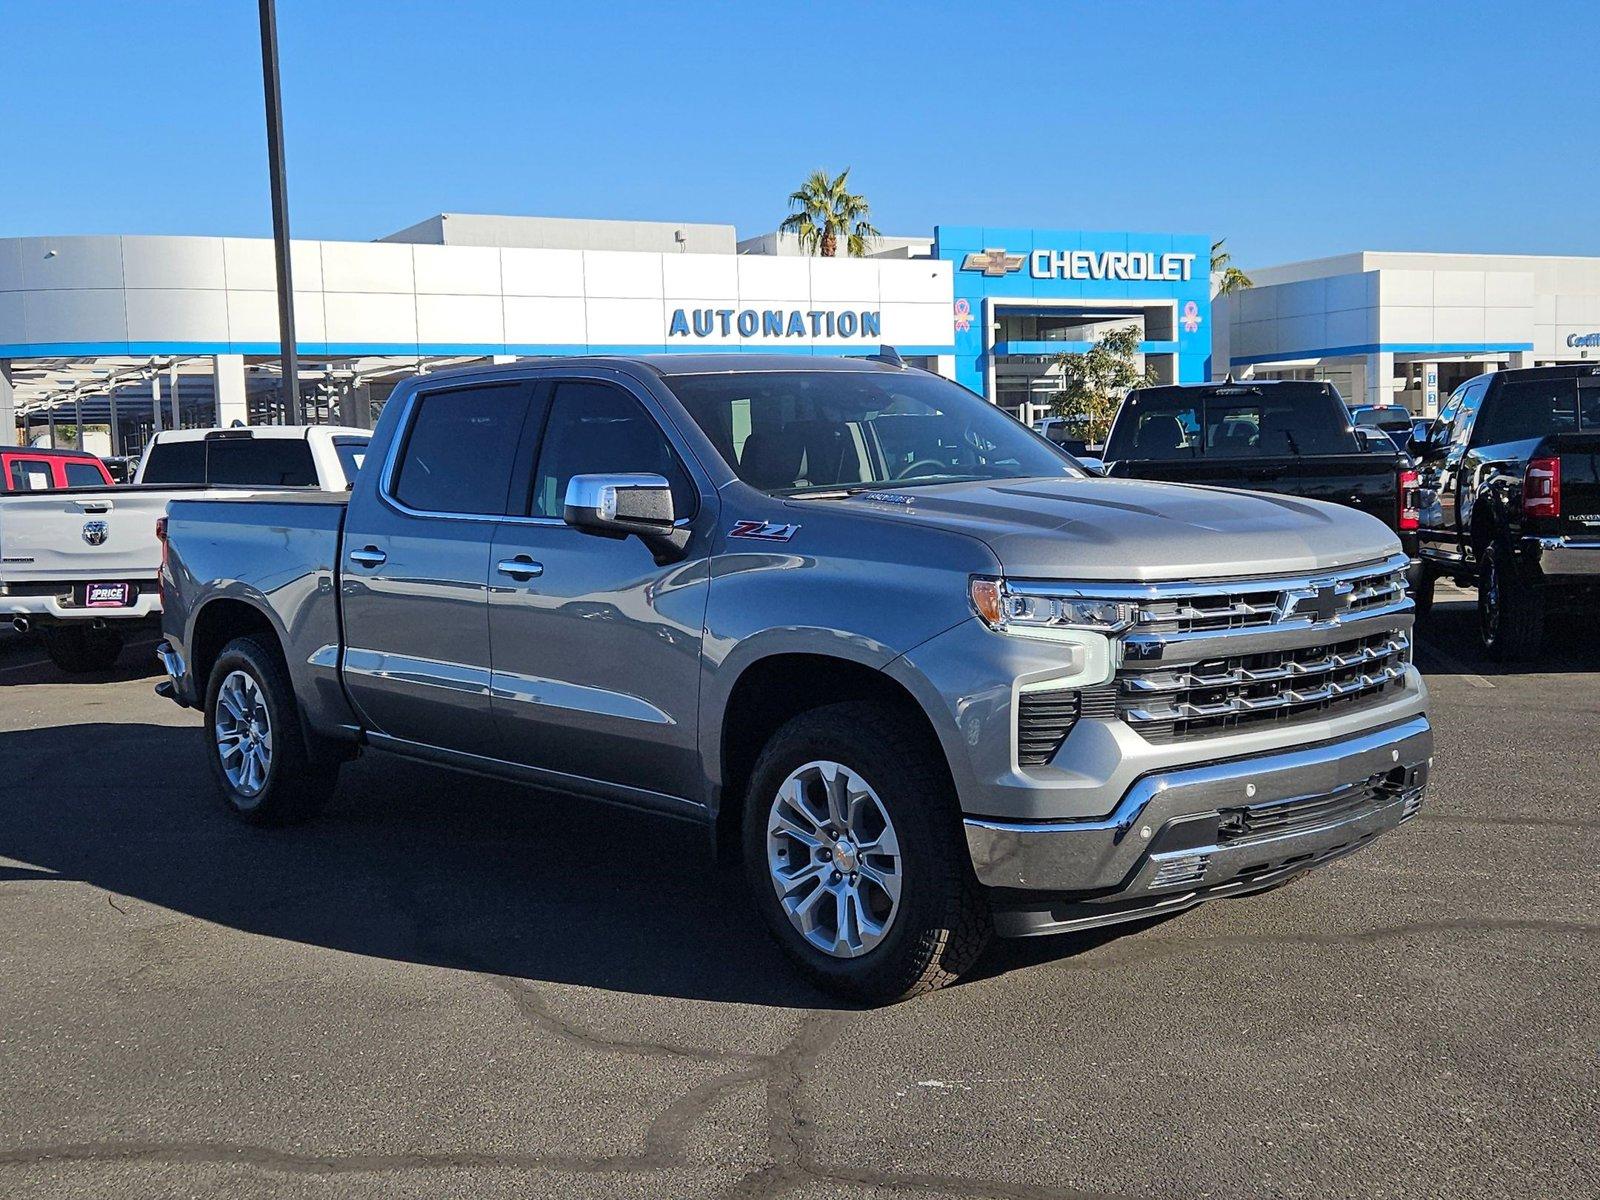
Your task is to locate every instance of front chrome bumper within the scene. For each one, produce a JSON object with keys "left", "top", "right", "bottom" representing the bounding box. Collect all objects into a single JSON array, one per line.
[
  {"left": 964, "top": 715, "right": 1432, "bottom": 923},
  {"left": 1523, "top": 537, "right": 1600, "bottom": 577}
]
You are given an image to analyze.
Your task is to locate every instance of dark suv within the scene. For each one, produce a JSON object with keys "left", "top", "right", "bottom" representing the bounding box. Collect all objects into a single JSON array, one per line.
[{"left": 1412, "top": 365, "right": 1600, "bottom": 658}]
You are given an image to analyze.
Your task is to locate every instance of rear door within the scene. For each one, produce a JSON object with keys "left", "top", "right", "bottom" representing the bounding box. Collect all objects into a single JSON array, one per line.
[
  {"left": 338, "top": 379, "right": 535, "bottom": 756},
  {"left": 486, "top": 373, "right": 712, "bottom": 809}
]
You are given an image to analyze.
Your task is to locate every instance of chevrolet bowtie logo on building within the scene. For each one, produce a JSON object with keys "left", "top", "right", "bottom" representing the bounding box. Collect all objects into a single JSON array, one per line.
[
  {"left": 1280, "top": 581, "right": 1352, "bottom": 624},
  {"left": 960, "top": 248, "right": 1026, "bottom": 277}
]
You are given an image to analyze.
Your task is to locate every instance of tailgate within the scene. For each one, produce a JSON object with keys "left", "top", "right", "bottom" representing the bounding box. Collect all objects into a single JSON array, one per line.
[
  {"left": 0, "top": 491, "right": 167, "bottom": 584},
  {"left": 1545, "top": 431, "right": 1600, "bottom": 537},
  {"left": 1108, "top": 454, "right": 1400, "bottom": 526}
]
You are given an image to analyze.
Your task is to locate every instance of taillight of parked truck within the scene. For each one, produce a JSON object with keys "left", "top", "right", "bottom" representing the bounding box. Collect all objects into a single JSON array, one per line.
[
  {"left": 1398, "top": 467, "right": 1419, "bottom": 531},
  {"left": 1523, "top": 456, "right": 1561, "bottom": 519}
]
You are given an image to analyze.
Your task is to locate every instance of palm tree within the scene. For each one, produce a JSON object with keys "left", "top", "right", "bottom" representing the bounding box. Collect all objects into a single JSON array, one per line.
[
  {"left": 1211, "top": 238, "right": 1253, "bottom": 297},
  {"left": 780, "top": 168, "right": 880, "bottom": 258}
]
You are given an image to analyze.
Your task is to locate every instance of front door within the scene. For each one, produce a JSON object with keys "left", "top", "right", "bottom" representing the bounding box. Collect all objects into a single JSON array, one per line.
[
  {"left": 339, "top": 378, "right": 535, "bottom": 756},
  {"left": 487, "top": 375, "right": 712, "bottom": 811}
]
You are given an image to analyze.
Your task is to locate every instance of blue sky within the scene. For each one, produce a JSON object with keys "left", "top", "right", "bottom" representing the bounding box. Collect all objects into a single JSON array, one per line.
[{"left": 2, "top": 0, "right": 1593, "bottom": 267}]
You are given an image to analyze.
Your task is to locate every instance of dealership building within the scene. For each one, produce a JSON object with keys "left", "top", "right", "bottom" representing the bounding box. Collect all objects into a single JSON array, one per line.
[
  {"left": 6, "top": 210, "right": 1600, "bottom": 452},
  {"left": 1215, "top": 250, "right": 1600, "bottom": 415},
  {"left": 0, "top": 215, "right": 1213, "bottom": 452}
]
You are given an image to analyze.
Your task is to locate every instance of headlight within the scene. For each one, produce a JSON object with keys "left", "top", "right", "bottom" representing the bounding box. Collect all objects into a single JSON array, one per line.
[{"left": 970, "top": 577, "right": 1134, "bottom": 639}]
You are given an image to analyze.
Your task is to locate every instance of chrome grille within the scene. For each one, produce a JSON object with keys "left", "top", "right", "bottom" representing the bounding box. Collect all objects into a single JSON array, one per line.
[
  {"left": 1119, "top": 630, "right": 1411, "bottom": 743},
  {"left": 1126, "top": 558, "right": 1410, "bottom": 637}
]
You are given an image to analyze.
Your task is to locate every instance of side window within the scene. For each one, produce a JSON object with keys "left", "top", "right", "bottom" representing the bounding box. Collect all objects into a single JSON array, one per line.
[
  {"left": 8, "top": 458, "right": 56, "bottom": 491},
  {"left": 529, "top": 382, "right": 696, "bottom": 519},
  {"left": 391, "top": 383, "right": 531, "bottom": 516},
  {"left": 332, "top": 437, "right": 369, "bottom": 487},
  {"left": 1449, "top": 380, "right": 1488, "bottom": 448},
  {"left": 64, "top": 461, "right": 108, "bottom": 487},
  {"left": 139, "top": 439, "right": 206, "bottom": 484}
]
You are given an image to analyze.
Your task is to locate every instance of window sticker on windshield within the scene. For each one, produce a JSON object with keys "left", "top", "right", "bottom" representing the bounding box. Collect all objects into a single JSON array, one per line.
[
  {"left": 860, "top": 492, "right": 913, "bottom": 505},
  {"left": 729, "top": 519, "right": 800, "bottom": 542}
]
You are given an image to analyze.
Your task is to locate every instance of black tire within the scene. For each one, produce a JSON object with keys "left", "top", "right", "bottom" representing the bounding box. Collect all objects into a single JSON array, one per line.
[
  {"left": 1411, "top": 563, "right": 1436, "bottom": 619},
  {"left": 203, "top": 634, "right": 338, "bottom": 825},
  {"left": 741, "top": 701, "right": 991, "bottom": 1004},
  {"left": 42, "top": 624, "right": 124, "bottom": 674},
  {"left": 1478, "top": 537, "right": 1545, "bottom": 661}
]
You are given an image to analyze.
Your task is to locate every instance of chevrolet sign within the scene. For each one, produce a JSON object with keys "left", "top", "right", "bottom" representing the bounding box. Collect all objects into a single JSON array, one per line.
[{"left": 958, "top": 247, "right": 1197, "bottom": 283}]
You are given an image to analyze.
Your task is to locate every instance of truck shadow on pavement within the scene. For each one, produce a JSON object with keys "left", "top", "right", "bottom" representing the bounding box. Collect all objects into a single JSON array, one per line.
[
  {"left": 0, "top": 719, "right": 1127, "bottom": 1008},
  {"left": 1413, "top": 591, "right": 1600, "bottom": 677}
]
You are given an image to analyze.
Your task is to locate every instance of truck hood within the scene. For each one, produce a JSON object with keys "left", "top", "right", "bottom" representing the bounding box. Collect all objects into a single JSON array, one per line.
[{"left": 816, "top": 476, "right": 1401, "bottom": 582}]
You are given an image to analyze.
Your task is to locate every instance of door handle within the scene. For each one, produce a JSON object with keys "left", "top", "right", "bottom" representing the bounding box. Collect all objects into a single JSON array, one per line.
[
  {"left": 348, "top": 546, "right": 387, "bottom": 568},
  {"left": 497, "top": 556, "right": 544, "bottom": 581}
]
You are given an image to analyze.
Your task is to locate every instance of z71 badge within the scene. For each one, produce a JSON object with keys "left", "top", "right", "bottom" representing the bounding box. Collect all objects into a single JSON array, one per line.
[{"left": 728, "top": 519, "right": 800, "bottom": 542}]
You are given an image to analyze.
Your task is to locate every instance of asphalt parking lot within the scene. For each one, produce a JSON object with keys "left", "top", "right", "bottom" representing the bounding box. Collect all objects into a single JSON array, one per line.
[{"left": 1, "top": 588, "right": 1596, "bottom": 1200}]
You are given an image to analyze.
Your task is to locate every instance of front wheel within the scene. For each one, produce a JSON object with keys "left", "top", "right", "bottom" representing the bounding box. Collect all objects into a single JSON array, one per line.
[
  {"left": 742, "top": 702, "right": 991, "bottom": 1004},
  {"left": 42, "top": 624, "right": 124, "bottom": 674},
  {"left": 1478, "top": 538, "right": 1545, "bottom": 661},
  {"left": 203, "top": 635, "right": 338, "bottom": 825}
]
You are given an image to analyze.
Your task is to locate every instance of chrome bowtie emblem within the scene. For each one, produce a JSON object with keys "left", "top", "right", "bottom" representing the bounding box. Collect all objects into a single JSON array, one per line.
[
  {"left": 960, "top": 247, "right": 1026, "bottom": 277},
  {"left": 1281, "top": 581, "right": 1346, "bottom": 623},
  {"left": 82, "top": 520, "right": 109, "bottom": 546}
]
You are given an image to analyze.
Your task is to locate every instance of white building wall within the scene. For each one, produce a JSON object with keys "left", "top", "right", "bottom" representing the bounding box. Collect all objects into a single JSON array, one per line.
[{"left": 0, "top": 235, "right": 956, "bottom": 358}]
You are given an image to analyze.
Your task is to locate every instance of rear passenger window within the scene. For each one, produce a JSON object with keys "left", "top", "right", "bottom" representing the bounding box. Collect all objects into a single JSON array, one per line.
[
  {"left": 207, "top": 438, "right": 318, "bottom": 486},
  {"left": 392, "top": 384, "right": 530, "bottom": 516},
  {"left": 138, "top": 439, "right": 206, "bottom": 484},
  {"left": 8, "top": 459, "right": 55, "bottom": 491},
  {"left": 63, "top": 462, "right": 107, "bottom": 487},
  {"left": 529, "top": 382, "right": 696, "bottom": 519}
]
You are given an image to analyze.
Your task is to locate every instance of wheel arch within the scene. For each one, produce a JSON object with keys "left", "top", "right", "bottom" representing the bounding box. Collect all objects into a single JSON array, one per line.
[{"left": 711, "top": 651, "right": 953, "bottom": 865}]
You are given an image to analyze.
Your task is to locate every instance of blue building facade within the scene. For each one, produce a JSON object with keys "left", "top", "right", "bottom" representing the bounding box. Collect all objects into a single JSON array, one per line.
[{"left": 933, "top": 225, "right": 1212, "bottom": 411}]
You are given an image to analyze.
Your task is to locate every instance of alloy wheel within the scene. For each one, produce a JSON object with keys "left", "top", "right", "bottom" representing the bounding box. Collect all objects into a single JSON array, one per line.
[
  {"left": 215, "top": 669, "right": 273, "bottom": 797},
  {"left": 766, "top": 760, "right": 902, "bottom": 958}
]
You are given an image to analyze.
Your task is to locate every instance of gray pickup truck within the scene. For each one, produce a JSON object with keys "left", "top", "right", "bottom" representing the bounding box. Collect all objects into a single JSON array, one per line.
[{"left": 156, "top": 354, "right": 1433, "bottom": 1002}]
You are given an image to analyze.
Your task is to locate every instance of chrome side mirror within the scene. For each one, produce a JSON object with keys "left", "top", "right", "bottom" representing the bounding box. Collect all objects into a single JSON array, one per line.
[{"left": 562, "top": 473, "right": 689, "bottom": 560}]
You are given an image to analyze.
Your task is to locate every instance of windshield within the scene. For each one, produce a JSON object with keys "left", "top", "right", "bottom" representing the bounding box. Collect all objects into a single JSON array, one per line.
[
  {"left": 664, "top": 369, "right": 1080, "bottom": 494},
  {"left": 1105, "top": 385, "right": 1360, "bottom": 460}
]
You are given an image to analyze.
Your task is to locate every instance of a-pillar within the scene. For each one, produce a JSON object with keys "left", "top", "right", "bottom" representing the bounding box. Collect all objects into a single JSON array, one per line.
[
  {"left": 214, "top": 354, "right": 248, "bottom": 427},
  {"left": 1365, "top": 350, "right": 1396, "bottom": 408},
  {"left": 0, "top": 361, "right": 14, "bottom": 444}
]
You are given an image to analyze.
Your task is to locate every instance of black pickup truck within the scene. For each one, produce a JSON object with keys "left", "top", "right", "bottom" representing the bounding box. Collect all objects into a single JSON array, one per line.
[
  {"left": 1100, "top": 379, "right": 1419, "bottom": 563},
  {"left": 1410, "top": 365, "right": 1600, "bottom": 659}
]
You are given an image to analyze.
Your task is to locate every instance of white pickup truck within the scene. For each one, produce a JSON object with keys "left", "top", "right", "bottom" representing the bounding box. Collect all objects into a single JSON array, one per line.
[{"left": 0, "top": 425, "right": 367, "bottom": 672}]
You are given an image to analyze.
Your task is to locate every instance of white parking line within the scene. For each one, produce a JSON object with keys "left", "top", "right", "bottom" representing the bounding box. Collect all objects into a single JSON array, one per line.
[{"left": 1417, "top": 643, "right": 1495, "bottom": 689}]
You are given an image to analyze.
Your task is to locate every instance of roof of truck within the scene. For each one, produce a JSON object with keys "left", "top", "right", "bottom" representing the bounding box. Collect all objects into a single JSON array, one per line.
[
  {"left": 407, "top": 353, "right": 918, "bottom": 387},
  {"left": 0, "top": 444, "right": 104, "bottom": 459}
]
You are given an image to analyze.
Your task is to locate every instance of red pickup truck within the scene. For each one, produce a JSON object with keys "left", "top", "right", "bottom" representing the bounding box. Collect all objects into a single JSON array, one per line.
[{"left": 1, "top": 446, "right": 115, "bottom": 493}]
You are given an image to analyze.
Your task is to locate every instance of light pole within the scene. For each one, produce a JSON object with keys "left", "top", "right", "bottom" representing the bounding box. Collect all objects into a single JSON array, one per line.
[{"left": 258, "top": 0, "right": 302, "bottom": 424}]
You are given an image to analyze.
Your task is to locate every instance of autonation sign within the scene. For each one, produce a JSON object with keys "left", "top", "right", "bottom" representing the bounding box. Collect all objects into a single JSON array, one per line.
[
  {"left": 961, "top": 247, "right": 1197, "bottom": 282},
  {"left": 669, "top": 307, "right": 882, "bottom": 339}
]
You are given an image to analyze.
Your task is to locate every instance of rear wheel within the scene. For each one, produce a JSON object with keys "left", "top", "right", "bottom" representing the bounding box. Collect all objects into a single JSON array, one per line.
[
  {"left": 1478, "top": 538, "right": 1545, "bottom": 661},
  {"left": 203, "top": 635, "right": 338, "bottom": 825},
  {"left": 42, "top": 624, "right": 124, "bottom": 674},
  {"left": 742, "top": 702, "right": 991, "bottom": 1004}
]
